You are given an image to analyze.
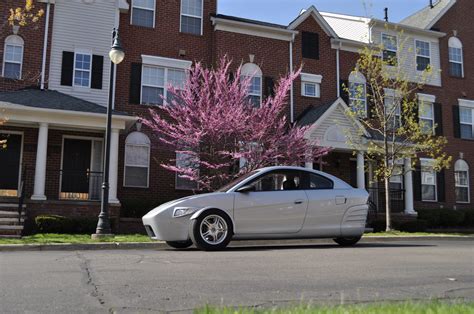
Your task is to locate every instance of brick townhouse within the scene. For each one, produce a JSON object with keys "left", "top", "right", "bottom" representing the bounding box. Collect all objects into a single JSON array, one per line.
[{"left": 0, "top": 0, "right": 472, "bottom": 236}]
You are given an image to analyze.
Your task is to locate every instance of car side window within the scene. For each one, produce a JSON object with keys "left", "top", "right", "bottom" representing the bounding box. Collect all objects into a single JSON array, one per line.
[
  {"left": 304, "top": 173, "right": 334, "bottom": 190},
  {"left": 249, "top": 171, "right": 302, "bottom": 192}
]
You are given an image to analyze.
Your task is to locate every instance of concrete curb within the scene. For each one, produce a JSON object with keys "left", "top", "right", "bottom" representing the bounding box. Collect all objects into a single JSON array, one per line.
[{"left": 0, "top": 236, "right": 473, "bottom": 252}]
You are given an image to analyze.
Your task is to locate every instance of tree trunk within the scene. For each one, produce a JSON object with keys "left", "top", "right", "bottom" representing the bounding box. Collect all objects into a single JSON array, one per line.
[{"left": 384, "top": 176, "right": 392, "bottom": 232}]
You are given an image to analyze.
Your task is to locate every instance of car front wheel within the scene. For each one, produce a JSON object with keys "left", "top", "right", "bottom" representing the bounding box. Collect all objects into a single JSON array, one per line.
[
  {"left": 190, "top": 210, "right": 233, "bottom": 251},
  {"left": 333, "top": 236, "right": 362, "bottom": 247},
  {"left": 166, "top": 240, "right": 193, "bottom": 249}
]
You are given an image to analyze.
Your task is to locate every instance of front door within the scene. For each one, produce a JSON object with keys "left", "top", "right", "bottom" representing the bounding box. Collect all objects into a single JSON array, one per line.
[
  {"left": 0, "top": 133, "right": 22, "bottom": 197},
  {"left": 233, "top": 170, "right": 308, "bottom": 234},
  {"left": 61, "top": 139, "right": 92, "bottom": 199}
]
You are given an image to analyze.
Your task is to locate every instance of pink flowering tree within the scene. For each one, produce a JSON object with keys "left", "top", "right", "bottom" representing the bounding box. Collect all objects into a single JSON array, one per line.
[{"left": 145, "top": 57, "right": 330, "bottom": 191}]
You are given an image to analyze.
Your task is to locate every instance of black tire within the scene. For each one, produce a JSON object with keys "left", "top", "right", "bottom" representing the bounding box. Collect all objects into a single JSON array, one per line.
[
  {"left": 333, "top": 236, "right": 362, "bottom": 247},
  {"left": 166, "top": 240, "right": 193, "bottom": 249},
  {"left": 189, "top": 209, "right": 233, "bottom": 251}
]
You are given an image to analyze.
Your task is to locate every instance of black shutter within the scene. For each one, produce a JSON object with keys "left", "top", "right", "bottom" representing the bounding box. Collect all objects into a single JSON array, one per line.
[
  {"left": 302, "top": 32, "right": 319, "bottom": 60},
  {"left": 433, "top": 102, "right": 443, "bottom": 136},
  {"left": 437, "top": 169, "right": 446, "bottom": 202},
  {"left": 413, "top": 167, "right": 422, "bottom": 202},
  {"left": 264, "top": 76, "right": 275, "bottom": 98},
  {"left": 340, "top": 79, "right": 349, "bottom": 104},
  {"left": 453, "top": 105, "right": 461, "bottom": 138},
  {"left": 60, "top": 51, "right": 74, "bottom": 86},
  {"left": 91, "top": 55, "right": 104, "bottom": 90},
  {"left": 129, "top": 63, "right": 142, "bottom": 104}
]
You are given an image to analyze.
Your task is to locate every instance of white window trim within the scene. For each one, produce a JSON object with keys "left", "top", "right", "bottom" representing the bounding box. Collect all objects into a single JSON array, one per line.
[
  {"left": 2, "top": 36, "right": 24, "bottom": 80},
  {"left": 348, "top": 72, "right": 367, "bottom": 116},
  {"left": 384, "top": 88, "right": 401, "bottom": 126},
  {"left": 72, "top": 49, "right": 92, "bottom": 89},
  {"left": 241, "top": 63, "right": 263, "bottom": 107},
  {"left": 123, "top": 133, "right": 151, "bottom": 189},
  {"left": 414, "top": 39, "right": 431, "bottom": 72},
  {"left": 301, "top": 73, "right": 322, "bottom": 98},
  {"left": 459, "top": 99, "right": 474, "bottom": 139},
  {"left": 381, "top": 33, "right": 398, "bottom": 66},
  {"left": 420, "top": 158, "right": 438, "bottom": 202},
  {"left": 247, "top": 76, "right": 263, "bottom": 104},
  {"left": 418, "top": 94, "right": 436, "bottom": 135},
  {"left": 180, "top": 0, "right": 204, "bottom": 36},
  {"left": 140, "top": 65, "right": 187, "bottom": 105},
  {"left": 449, "top": 37, "right": 464, "bottom": 78},
  {"left": 130, "top": 0, "right": 156, "bottom": 28},
  {"left": 455, "top": 160, "right": 470, "bottom": 204}
]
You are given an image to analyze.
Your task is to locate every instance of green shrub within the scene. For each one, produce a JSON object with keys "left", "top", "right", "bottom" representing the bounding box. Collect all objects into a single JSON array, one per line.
[
  {"left": 34, "top": 215, "right": 106, "bottom": 234},
  {"left": 369, "top": 219, "right": 387, "bottom": 232},
  {"left": 439, "top": 209, "right": 465, "bottom": 227},
  {"left": 396, "top": 220, "right": 428, "bottom": 232},
  {"left": 416, "top": 209, "right": 441, "bottom": 227},
  {"left": 459, "top": 209, "right": 474, "bottom": 227}
]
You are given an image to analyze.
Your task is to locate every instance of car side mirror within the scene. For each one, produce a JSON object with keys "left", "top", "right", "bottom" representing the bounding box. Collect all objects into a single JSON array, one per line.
[{"left": 236, "top": 185, "right": 256, "bottom": 193}]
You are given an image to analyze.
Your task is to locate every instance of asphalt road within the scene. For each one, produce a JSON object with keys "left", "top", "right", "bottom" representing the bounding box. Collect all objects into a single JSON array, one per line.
[{"left": 1, "top": 240, "right": 473, "bottom": 313}]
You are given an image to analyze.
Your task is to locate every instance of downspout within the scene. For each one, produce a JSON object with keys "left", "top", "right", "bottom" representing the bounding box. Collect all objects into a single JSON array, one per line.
[
  {"left": 289, "top": 33, "right": 295, "bottom": 124},
  {"left": 40, "top": 1, "right": 51, "bottom": 90},
  {"left": 336, "top": 41, "right": 341, "bottom": 98}
]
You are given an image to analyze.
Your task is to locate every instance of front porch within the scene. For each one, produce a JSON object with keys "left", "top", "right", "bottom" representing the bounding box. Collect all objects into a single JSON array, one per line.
[{"left": 0, "top": 89, "right": 136, "bottom": 236}]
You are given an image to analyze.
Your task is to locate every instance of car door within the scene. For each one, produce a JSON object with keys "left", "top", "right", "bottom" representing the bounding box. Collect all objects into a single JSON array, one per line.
[
  {"left": 301, "top": 171, "right": 349, "bottom": 237},
  {"left": 233, "top": 170, "right": 308, "bottom": 234}
]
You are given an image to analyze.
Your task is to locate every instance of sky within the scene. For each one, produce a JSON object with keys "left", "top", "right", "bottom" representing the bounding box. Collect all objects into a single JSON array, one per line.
[{"left": 217, "top": 0, "right": 432, "bottom": 25}]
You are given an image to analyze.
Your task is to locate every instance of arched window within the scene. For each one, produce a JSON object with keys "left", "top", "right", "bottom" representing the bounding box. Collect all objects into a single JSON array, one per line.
[
  {"left": 124, "top": 132, "right": 150, "bottom": 188},
  {"left": 455, "top": 159, "right": 470, "bottom": 203},
  {"left": 449, "top": 37, "right": 463, "bottom": 78},
  {"left": 2, "top": 35, "right": 24, "bottom": 79},
  {"left": 241, "top": 63, "right": 262, "bottom": 108},
  {"left": 348, "top": 71, "right": 367, "bottom": 116}
]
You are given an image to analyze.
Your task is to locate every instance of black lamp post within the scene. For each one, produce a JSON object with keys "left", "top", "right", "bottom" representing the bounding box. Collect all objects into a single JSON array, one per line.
[{"left": 92, "top": 29, "right": 125, "bottom": 238}]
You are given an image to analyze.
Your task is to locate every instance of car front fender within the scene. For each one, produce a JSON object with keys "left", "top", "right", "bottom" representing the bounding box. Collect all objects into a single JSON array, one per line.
[{"left": 190, "top": 207, "right": 235, "bottom": 231}]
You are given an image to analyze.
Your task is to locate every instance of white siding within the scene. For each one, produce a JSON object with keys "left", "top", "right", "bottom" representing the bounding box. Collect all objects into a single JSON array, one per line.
[
  {"left": 49, "top": 0, "right": 120, "bottom": 106},
  {"left": 371, "top": 27, "right": 442, "bottom": 87}
]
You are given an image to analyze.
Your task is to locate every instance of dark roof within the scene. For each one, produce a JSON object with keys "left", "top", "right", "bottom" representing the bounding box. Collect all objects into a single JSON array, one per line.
[
  {"left": 0, "top": 89, "right": 129, "bottom": 116},
  {"left": 212, "top": 14, "right": 288, "bottom": 30},
  {"left": 296, "top": 102, "right": 334, "bottom": 127}
]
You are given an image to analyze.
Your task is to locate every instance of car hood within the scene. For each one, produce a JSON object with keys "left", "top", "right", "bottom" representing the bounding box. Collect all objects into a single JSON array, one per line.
[{"left": 142, "top": 192, "right": 231, "bottom": 219}]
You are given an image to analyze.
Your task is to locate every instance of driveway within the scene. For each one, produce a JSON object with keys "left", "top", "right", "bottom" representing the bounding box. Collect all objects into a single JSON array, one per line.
[{"left": 1, "top": 240, "right": 473, "bottom": 313}]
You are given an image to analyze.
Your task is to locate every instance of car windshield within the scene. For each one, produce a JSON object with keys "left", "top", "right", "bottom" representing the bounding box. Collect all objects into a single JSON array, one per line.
[{"left": 217, "top": 171, "right": 259, "bottom": 192}]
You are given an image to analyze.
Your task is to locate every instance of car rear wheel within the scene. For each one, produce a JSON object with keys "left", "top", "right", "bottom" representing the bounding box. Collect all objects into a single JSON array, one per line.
[
  {"left": 190, "top": 210, "right": 233, "bottom": 251},
  {"left": 333, "top": 236, "right": 362, "bottom": 247},
  {"left": 166, "top": 240, "right": 193, "bottom": 249}
]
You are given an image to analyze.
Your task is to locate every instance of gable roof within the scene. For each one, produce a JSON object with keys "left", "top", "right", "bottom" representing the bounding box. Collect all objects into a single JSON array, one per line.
[
  {"left": 212, "top": 14, "right": 287, "bottom": 30},
  {"left": 400, "top": 0, "right": 456, "bottom": 29},
  {"left": 0, "top": 89, "right": 129, "bottom": 116},
  {"left": 321, "top": 12, "right": 370, "bottom": 43},
  {"left": 297, "top": 101, "right": 334, "bottom": 127},
  {"left": 288, "top": 6, "right": 339, "bottom": 38}
]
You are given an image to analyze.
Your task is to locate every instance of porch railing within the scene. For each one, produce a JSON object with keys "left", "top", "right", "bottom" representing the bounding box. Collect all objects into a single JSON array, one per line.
[
  {"left": 60, "top": 170, "right": 103, "bottom": 201},
  {"left": 367, "top": 187, "right": 405, "bottom": 213}
]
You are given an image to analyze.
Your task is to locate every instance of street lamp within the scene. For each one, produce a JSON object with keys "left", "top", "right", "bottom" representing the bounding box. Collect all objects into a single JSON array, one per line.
[{"left": 92, "top": 28, "right": 124, "bottom": 239}]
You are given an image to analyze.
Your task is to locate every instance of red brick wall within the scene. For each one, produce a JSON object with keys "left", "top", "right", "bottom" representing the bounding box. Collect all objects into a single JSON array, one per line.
[{"left": 0, "top": 1, "right": 53, "bottom": 91}]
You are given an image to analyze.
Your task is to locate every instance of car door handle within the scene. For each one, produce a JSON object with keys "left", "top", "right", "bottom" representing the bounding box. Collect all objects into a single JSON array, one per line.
[
  {"left": 335, "top": 196, "right": 347, "bottom": 205},
  {"left": 294, "top": 200, "right": 304, "bottom": 204}
]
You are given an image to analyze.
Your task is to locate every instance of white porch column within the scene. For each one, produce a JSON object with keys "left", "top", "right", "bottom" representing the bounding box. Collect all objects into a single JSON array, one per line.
[
  {"left": 108, "top": 128, "right": 120, "bottom": 204},
  {"left": 31, "top": 123, "right": 48, "bottom": 200},
  {"left": 356, "top": 151, "right": 365, "bottom": 189},
  {"left": 305, "top": 150, "right": 313, "bottom": 169},
  {"left": 404, "top": 158, "right": 416, "bottom": 215}
]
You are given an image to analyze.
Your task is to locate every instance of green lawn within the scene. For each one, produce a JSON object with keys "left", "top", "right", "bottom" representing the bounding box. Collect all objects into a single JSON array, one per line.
[
  {"left": 0, "top": 233, "right": 153, "bottom": 245},
  {"left": 196, "top": 301, "right": 474, "bottom": 314}
]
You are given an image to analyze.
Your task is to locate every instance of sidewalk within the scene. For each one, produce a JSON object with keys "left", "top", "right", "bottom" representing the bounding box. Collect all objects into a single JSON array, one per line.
[{"left": 1, "top": 235, "right": 473, "bottom": 252}]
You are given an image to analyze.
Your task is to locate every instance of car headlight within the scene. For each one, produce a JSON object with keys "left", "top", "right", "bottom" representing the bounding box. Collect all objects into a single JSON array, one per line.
[{"left": 173, "top": 207, "right": 199, "bottom": 218}]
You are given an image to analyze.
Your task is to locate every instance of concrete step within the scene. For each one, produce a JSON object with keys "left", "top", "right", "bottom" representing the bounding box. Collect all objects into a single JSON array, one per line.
[
  {"left": 0, "top": 217, "right": 24, "bottom": 225},
  {"left": 0, "top": 211, "right": 25, "bottom": 218},
  {"left": 0, "top": 234, "right": 21, "bottom": 239},
  {"left": 0, "top": 225, "right": 23, "bottom": 236}
]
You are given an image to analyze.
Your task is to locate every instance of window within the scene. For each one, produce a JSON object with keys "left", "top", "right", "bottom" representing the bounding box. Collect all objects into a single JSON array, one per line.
[
  {"left": 302, "top": 32, "right": 319, "bottom": 59},
  {"left": 384, "top": 90, "right": 401, "bottom": 129},
  {"left": 301, "top": 73, "right": 322, "bottom": 98},
  {"left": 141, "top": 65, "right": 186, "bottom": 105},
  {"left": 455, "top": 160, "right": 470, "bottom": 203},
  {"left": 348, "top": 71, "right": 367, "bottom": 116},
  {"left": 421, "top": 159, "right": 437, "bottom": 202},
  {"left": 249, "top": 171, "right": 303, "bottom": 192},
  {"left": 124, "top": 132, "right": 150, "bottom": 188},
  {"left": 448, "top": 37, "right": 463, "bottom": 78},
  {"left": 389, "top": 160, "right": 404, "bottom": 199},
  {"left": 175, "top": 151, "right": 199, "bottom": 190},
  {"left": 415, "top": 40, "right": 431, "bottom": 71},
  {"left": 241, "top": 63, "right": 262, "bottom": 108},
  {"left": 419, "top": 101, "right": 435, "bottom": 134},
  {"left": 382, "top": 34, "right": 398, "bottom": 66},
  {"left": 2, "top": 35, "right": 24, "bottom": 79},
  {"left": 460, "top": 107, "right": 474, "bottom": 139},
  {"left": 73, "top": 52, "right": 92, "bottom": 87},
  {"left": 307, "top": 173, "right": 333, "bottom": 190},
  {"left": 131, "top": 0, "right": 155, "bottom": 28},
  {"left": 180, "top": 0, "right": 203, "bottom": 35}
]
